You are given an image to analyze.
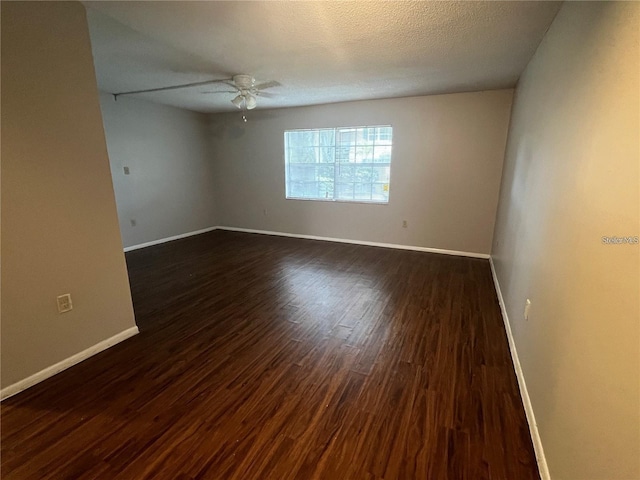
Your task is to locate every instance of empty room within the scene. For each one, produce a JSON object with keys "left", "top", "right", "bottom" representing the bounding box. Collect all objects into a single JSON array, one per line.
[{"left": 1, "top": 1, "right": 638, "bottom": 479}]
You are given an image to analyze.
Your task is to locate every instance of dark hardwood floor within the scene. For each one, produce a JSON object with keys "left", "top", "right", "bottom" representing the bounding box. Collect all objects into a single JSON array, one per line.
[{"left": 1, "top": 230, "right": 539, "bottom": 479}]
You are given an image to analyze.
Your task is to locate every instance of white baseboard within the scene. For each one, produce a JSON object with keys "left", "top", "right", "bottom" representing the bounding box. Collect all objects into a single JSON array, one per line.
[
  {"left": 489, "top": 257, "right": 550, "bottom": 480},
  {"left": 123, "top": 227, "right": 217, "bottom": 252},
  {"left": 123, "top": 225, "right": 490, "bottom": 259},
  {"left": 216, "top": 226, "right": 490, "bottom": 259},
  {"left": 0, "top": 326, "right": 139, "bottom": 401}
]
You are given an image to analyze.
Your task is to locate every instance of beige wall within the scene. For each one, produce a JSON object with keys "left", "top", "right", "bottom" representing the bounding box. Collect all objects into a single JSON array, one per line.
[
  {"left": 99, "top": 94, "right": 217, "bottom": 248},
  {"left": 492, "top": 2, "right": 639, "bottom": 479},
  {"left": 210, "top": 90, "right": 513, "bottom": 254},
  {"left": 1, "top": 2, "right": 137, "bottom": 389}
]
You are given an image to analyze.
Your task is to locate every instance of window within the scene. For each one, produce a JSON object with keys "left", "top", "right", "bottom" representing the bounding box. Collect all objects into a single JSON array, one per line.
[{"left": 284, "top": 125, "right": 392, "bottom": 203}]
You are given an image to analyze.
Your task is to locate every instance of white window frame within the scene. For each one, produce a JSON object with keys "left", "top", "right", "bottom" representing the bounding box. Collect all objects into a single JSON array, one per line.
[{"left": 284, "top": 125, "right": 393, "bottom": 204}]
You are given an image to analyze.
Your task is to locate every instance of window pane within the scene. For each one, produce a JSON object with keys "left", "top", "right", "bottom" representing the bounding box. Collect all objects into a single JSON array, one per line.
[
  {"left": 289, "top": 164, "right": 315, "bottom": 182},
  {"left": 373, "top": 145, "right": 392, "bottom": 163},
  {"left": 362, "top": 127, "right": 375, "bottom": 143},
  {"left": 372, "top": 165, "right": 390, "bottom": 183},
  {"left": 289, "top": 181, "right": 304, "bottom": 198},
  {"left": 316, "top": 164, "right": 334, "bottom": 182},
  {"left": 318, "top": 181, "right": 334, "bottom": 200},
  {"left": 372, "top": 183, "right": 389, "bottom": 201},
  {"left": 337, "top": 128, "right": 356, "bottom": 146},
  {"left": 336, "top": 164, "right": 355, "bottom": 181},
  {"left": 354, "top": 182, "right": 373, "bottom": 200},
  {"left": 290, "top": 147, "right": 319, "bottom": 164},
  {"left": 306, "top": 182, "right": 320, "bottom": 198},
  {"left": 336, "top": 182, "right": 354, "bottom": 200},
  {"left": 335, "top": 146, "right": 353, "bottom": 163},
  {"left": 355, "top": 128, "right": 368, "bottom": 146},
  {"left": 288, "top": 147, "right": 305, "bottom": 163},
  {"left": 319, "top": 146, "right": 335, "bottom": 163},
  {"left": 286, "top": 131, "right": 305, "bottom": 148},
  {"left": 355, "top": 145, "right": 374, "bottom": 163},
  {"left": 318, "top": 129, "right": 335, "bottom": 146},
  {"left": 355, "top": 165, "right": 373, "bottom": 183},
  {"left": 376, "top": 126, "right": 392, "bottom": 144},
  {"left": 302, "top": 147, "right": 318, "bottom": 163}
]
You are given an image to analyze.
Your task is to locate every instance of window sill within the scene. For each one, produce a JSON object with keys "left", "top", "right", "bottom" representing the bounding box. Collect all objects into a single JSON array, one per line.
[{"left": 285, "top": 197, "right": 389, "bottom": 205}]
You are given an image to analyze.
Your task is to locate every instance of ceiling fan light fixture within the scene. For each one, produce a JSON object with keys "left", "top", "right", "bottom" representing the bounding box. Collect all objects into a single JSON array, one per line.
[
  {"left": 231, "top": 94, "right": 244, "bottom": 108},
  {"left": 245, "top": 93, "right": 257, "bottom": 110}
]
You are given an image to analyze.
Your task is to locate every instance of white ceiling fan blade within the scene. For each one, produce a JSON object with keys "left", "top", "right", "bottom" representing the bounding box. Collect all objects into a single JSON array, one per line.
[
  {"left": 255, "top": 91, "right": 275, "bottom": 98},
  {"left": 254, "top": 80, "right": 280, "bottom": 91},
  {"left": 222, "top": 79, "right": 239, "bottom": 89},
  {"left": 113, "top": 78, "right": 231, "bottom": 98}
]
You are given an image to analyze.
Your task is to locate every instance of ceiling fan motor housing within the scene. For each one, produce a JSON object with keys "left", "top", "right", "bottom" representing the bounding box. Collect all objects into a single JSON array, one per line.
[{"left": 233, "top": 74, "right": 255, "bottom": 90}]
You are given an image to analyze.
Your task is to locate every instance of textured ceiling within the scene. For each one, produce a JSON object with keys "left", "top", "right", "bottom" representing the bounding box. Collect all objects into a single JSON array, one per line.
[{"left": 85, "top": 1, "right": 562, "bottom": 113}]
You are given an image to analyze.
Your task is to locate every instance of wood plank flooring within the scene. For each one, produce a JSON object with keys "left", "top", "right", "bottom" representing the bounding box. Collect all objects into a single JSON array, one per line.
[{"left": 1, "top": 230, "right": 539, "bottom": 479}]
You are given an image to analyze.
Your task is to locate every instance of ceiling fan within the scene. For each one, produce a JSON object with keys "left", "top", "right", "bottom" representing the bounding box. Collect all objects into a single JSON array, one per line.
[
  {"left": 222, "top": 74, "right": 279, "bottom": 111},
  {"left": 112, "top": 74, "right": 280, "bottom": 111}
]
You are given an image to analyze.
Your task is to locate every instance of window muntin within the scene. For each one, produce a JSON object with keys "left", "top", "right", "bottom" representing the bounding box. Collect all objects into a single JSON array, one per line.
[{"left": 284, "top": 125, "right": 392, "bottom": 203}]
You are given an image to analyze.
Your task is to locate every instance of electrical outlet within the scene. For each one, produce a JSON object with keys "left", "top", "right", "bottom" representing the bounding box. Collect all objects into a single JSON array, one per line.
[
  {"left": 130, "top": 219, "right": 136, "bottom": 227},
  {"left": 57, "top": 294, "right": 73, "bottom": 314},
  {"left": 123, "top": 166, "right": 130, "bottom": 175},
  {"left": 524, "top": 299, "right": 531, "bottom": 320},
  {"left": 402, "top": 220, "right": 408, "bottom": 228}
]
